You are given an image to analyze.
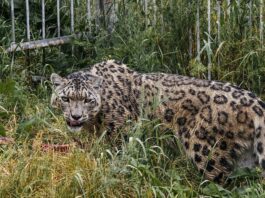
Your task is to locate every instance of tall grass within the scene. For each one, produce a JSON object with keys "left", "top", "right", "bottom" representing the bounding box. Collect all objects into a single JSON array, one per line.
[{"left": 0, "top": 0, "right": 265, "bottom": 196}]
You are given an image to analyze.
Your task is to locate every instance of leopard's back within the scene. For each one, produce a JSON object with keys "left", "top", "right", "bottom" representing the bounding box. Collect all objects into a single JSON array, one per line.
[{"left": 74, "top": 60, "right": 265, "bottom": 183}]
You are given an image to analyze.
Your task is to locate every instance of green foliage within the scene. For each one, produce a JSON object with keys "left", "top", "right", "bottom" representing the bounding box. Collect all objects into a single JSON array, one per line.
[
  {"left": 0, "top": 124, "right": 6, "bottom": 136},
  {"left": 0, "top": 79, "right": 16, "bottom": 95},
  {"left": 0, "top": 0, "right": 265, "bottom": 196}
]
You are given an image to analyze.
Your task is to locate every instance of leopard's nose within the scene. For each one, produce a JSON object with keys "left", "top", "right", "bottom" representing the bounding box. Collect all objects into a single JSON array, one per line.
[{"left": 72, "top": 114, "right": 82, "bottom": 120}]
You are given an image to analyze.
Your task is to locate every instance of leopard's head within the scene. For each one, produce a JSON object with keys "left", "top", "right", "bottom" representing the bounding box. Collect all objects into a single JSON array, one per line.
[{"left": 50, "top": 73, "right": 103, "bottom": 132}]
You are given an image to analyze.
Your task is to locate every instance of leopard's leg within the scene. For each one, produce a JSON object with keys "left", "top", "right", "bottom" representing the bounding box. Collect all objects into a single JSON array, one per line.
[
  {"left": 103, "top": 104, "right": 134, "bottom": 148},
  {"left": 253, "top": 118, "right": 265, "bottom": 173},
  {"left": 171, "top": 102, "right": 243, "bottom": 184},
  {"left": 178, "top": 120, "right": 235, "bottom": 183}
]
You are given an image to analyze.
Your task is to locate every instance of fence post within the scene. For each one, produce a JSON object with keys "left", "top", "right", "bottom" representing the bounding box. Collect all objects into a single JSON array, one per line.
[
  {"left": 217, "top": 0, "right": 221, "bottom": 69},
  {"left": 86, "top": 0, "right": 91, "bottom": 32},
  {"left": 42, "top": 0, "right": 46, "bottom": 65},
  {"left": 104, "top": 0, "right": 116, "bottom": 32},
  {"left": 10, "top": 0, "right": 15, "bottom": 71},
  {"left": 25, "top": 0, "right": 30, "bottom": 65},
  {"left": 70, "top": 0, "right": 74, "bottom": 55},
  {"left": 260, "top": 0, "right": 264, "bottom": 48},
  {"left": 95, "top": 0, "right": 100, "bottom": 30},
  {"left": 249, "top": 0, "right": 253, "bottom": 37},
  {"left": 226, "top": 0, "right": 231, "bottom": 30},
  {"left": 227, "top": 0, "right": 230, "bottom": 17},
  {"left": 57, "top": 0, "right": 61, "bottom": 37},
  {"left": 10, "top": 0, "right": 15, "bottom": 43},
  {"left": 196, "top": 0, "right": 201, "bottom": 62},
  {"left": 188, "top": 1, "right": 193, "bottom": 60},
  {"left": 144, "top": 0, "right": 148, "bottom": 27},
  {"left": 111, "top": 0, "right": 118, "bottom": 32},
  {"left": 207, "top": 0, "right": 211, "bottom": 80},
  {"left": 152, "top": 0, "right": 157, "bottom": 27},
  {"left": 160, "top": 0, "right": 164, "bottom": 32},
  {"left": 70, "top": 0, "right": 74, "bottom": 34}
]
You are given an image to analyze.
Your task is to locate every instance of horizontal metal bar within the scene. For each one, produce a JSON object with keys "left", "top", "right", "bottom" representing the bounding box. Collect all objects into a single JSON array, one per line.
[
  {"left": 31, "top": 75, "right": 47, "bottom": 82},
  {"left": 6, "top": 35, "right": 79, "bottom": 52}
]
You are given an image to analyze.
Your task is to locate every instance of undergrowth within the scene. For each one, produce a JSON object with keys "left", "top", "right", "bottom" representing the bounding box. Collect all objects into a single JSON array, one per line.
[{"left": 1, "top": 0, "right": 265, "bottom": 197}]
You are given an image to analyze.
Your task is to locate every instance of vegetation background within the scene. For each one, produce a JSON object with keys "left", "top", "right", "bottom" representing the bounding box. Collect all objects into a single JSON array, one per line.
[{"left": 0, "top": 0, "right": 265, "bottom": 197}]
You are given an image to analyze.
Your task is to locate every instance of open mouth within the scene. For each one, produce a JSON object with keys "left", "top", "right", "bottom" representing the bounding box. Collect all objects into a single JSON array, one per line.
[{"left": 66, "top": 120, "right": 84, "bottom": 128}]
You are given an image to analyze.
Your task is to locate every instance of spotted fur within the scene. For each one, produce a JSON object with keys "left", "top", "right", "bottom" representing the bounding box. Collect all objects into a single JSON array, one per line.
[{"left": 51, "top": 60, "right": 265, "bottom": 183}]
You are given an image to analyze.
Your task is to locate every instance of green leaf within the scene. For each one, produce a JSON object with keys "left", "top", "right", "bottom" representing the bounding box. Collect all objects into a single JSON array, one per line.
[
  {"left": 201, "top": 182, "right": 231, "bottom": 197},
  {"left": 0, "top": 124, "right": 6, "bottom": 137},
  {"left": 229, "top": 167, "right": 260, "bottom": 179}
]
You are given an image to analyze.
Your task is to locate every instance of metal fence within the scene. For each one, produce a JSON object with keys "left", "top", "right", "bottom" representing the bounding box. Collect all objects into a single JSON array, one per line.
[
  {"left": 7, "top": 0, "right": 97, "bottom": 52},
  {"left": 4, "top": 0, "right": 265, "bottom": 80}
]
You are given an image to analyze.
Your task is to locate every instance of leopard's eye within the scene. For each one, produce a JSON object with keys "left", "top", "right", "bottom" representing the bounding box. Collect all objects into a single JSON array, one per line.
[
  {"left": 84, "top": 98, "right": 95, "bottom": 104},
  {"left": 61, "top": 96, "right": 70, "bottom": 102},
  {"left": 84, "top": 98, "right": 92, "bottom": 104}
]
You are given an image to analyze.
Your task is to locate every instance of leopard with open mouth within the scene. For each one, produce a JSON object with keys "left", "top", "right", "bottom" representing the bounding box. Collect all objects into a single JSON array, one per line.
[{"left": 51, "top": 60, "right": 265, "bottom": 183}]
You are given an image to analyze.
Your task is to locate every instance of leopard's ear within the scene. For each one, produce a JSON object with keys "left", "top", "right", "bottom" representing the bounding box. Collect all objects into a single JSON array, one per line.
[
  {"left": 50, "top": 93, "right": 60, "bottom": 108},
  {"left": 92, "top": 76, "right": 103, "bottom": 90},
  {"left": 50, "top": 73, "right": 66, "bottom": 109},
  {"left": 50, "top": 73, "right": 66, "bottom": 87},
  {"left": 86, "top": 75, "right": 103, "bottom": 90}
]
